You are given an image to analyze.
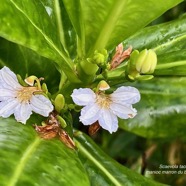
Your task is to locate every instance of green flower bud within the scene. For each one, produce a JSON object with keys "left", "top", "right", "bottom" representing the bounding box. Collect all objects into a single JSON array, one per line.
[
  {"left": 93, "top": 53, "right": 105, "bottom": 65},
  {"left": 24, "top": 75, "right": 38, "bottom": 86},
  {"left": 97, "top": 80, "right": 110, "bottom": 91},
  {"left": 128, "top": 50, "right": 139, "bottom": 71},
  {"left": 41, "top": 83, "right": 48, "bottom": 94},
  {"left": 76, "top": 49, "right": 108, "bottom": 84},
  {"left": 57, "top": 115, "right": 67, "bottom": 128},
  {"left": 76, "top": 59, "right": 99, "bottom": 83},
  {"left": 17, "top": 74, "right": 28, "bottom": 86},
  {"left": 77, "top": 59, "right": 99, "bottom": 76},
  {"left": 94, "top": 49, "right": 108, "bottom": 65},
  {"left": 54, "top": 94, "right": 65, "bottom": 113},
  {"left": 136, "top": 49, "right": 157, "bottom": 74},
  {"left": 127, "top": 49, "right": 157, "bottom": 80},
  {"left": 88, "top": 49, "right": 108, "bottom": 66},
  {"left": 127, "top": 50, "right": 140, "bottom": 80}
]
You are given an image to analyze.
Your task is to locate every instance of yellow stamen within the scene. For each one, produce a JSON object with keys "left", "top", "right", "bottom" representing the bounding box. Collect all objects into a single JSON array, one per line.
[
  {"left": 96, "top": 93, "right": 112, "bottom": 108},
  {"left": 16, "top": 87, "right": 39, "bottom": 103}
]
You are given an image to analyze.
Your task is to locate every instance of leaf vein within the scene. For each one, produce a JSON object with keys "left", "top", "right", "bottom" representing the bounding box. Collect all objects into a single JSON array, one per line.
[
  {"left": 9, "top": 0, "right": 72, "bottom": 66},
  {"left": 7, "top": 137, "right": 41, "bottom": 186},
  {"left": 76, "top": 140, "right": 122, "bottom": 186},
  {"left": 91, "top": 0, "right": 127, "bottom": 52}
]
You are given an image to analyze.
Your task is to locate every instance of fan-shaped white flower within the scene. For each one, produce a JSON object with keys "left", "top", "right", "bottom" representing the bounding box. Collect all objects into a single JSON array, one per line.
[
  {"left": 0, "top": 66, "right": 53, "bottom": 124},
  {"left": 71, "top": 86, "right": 140, "bottom": 133}
]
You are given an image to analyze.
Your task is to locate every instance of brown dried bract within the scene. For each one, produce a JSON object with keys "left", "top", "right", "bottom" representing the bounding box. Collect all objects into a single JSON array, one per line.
[
  {"left": 34, "top": 123, "right": 59, "bottom": 139},
  {"left": 110, "top": 43, "right": 132, "bottom": 69},
  {"left": 58, "top": 129, "right": 76, "bottom": 149},
  {"left": 33, "top": 112, "right": 75, "bottom": 149},
  {"left": 88, "top": 121, "right": 101, "bottom": 136}
]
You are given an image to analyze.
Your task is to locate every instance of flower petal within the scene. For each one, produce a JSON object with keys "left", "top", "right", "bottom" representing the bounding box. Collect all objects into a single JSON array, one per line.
[
  {"left": 71, "top": 88, "right": 96, "bottom": 106},
  {"left": 0, "top": 89, "right": 16, "bottom": 101},
  {"left": 30, "top": 95, "right": 53, "bottom": 116},
  {"left": 98, "top": 109, "right": 118, "bottom": 133},
  {"left": 0, "top": 66, "right": 22, "bottom": 89},
  {"left": 14, "top": 103, "right": 32, "bottom": 124},
  {"left": 80, "top": 103, "right": 100, "bottom": 125},
  {"left": 111, "top": 86, "right": 140, "bottom": 104},
  {"left": 110, "top": 102, "right": 137, "bottom": 119},
  {"left": 0, "top": 98, "right": 18, "bottom": 118}
]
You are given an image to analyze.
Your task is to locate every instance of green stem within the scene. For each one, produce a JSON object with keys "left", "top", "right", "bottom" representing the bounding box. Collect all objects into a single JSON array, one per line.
[
  {"left": 156, "top": 60, "right": 186, "bottom": 69},
  {"left": 59, "top": 70, "right": 68, "bottom": 90}
]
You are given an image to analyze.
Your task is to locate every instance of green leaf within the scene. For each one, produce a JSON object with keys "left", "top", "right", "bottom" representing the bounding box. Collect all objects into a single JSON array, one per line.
[
  {"left": 74, "top": 131, "right": 166, "bottom": 186},
  {"left": 123, "top": 15, "right": 186, "bottom": 76},
  {"left": 0, "top": 38, "right": 60, "bottom": 92},
  {"left": 63, "top": 0, "right": 183, "bottom": 55},
  {"left": 62, "top": 0, "right": 85, "bottom": 56},
  {"left": 155, "top": 50, "right": 186, "bottom": 76},
  {"left": 119, "top": 77, "right": 186, "bottom": 139},
  {"left": 124, "top": 14, "right": 186, "bottom": 54},
  {"left": 0, "top": 0, "right": 80, "bottom": 83},
  {"left": 0, "top": 118, "right": 89, "bottom": 186},
  {"left": 57, "top": 1, "right": 78, "bottom": 58}
]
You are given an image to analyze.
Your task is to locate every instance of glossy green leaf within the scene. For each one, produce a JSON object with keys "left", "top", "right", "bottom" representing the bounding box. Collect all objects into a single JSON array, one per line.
[
  {"left": 123, "top": 15, "right": 186, "bottom": 76},
  {"left": 0, "top": 38, "right": 60, "bottom": 92},
  {"left": 74, "top": 131, "right": 166, "bottom": 186},
  {"left": 62, "top": 0, "right": 85, "bottom": 56},
  {"left": 0, "top": 118, "right": 89, "bottom": 186},
  {"left": 119, "top": 77, "right": 186, "bottom": 139},
  {"left": 118, "top": 15, "right": 186, "bottom": 139},
  {"left": 63, "top": 0, "right": 183, "bottom": 55},
  {"left": 123, "top": 14, "right": 186, "bottom": 54},
  {"left": 0, "top": 0, "right": 80, "bottom": 83},
  {"left": 57, "top": 1, "right": 78, "bottom": 58},
  {"left": 155, "top": 50, "right": 186, "bottom": 75}
]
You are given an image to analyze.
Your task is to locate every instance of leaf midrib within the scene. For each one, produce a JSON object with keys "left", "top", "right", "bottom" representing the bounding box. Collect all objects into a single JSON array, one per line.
[
  {"left": 9, "top": 0, "right": 82, "bottom": 83},
  {"left": 10, "top": 0, "right": 69, "bottom": 61},
  {"left": 7, "top": 137, "right": 41, "bottom": 186},
  {"left": 76, "top": 140, "right": 122, "bottom": 186},
  {"left": 153, "top": 34, "right": 186, "bottom": 52},
  {"left": 90, "top": 0, "right": 127, "bottom": 54}
]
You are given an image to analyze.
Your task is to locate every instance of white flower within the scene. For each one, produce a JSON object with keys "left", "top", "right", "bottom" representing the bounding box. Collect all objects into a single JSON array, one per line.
[
  {"left": 0, "top": 66, "right": 54, "bottom": 124},
  {"left": 71, "top": 86, "right": 140, "bottom": 133}
]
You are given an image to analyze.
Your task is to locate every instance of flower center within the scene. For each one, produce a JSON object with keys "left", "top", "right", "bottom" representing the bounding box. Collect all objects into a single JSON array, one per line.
[
  {"left": 16, "top": 87, "right": 38, "bottom": 103},
  {"left": 96, "top": 93, "right": 112, "bottom": 108}
]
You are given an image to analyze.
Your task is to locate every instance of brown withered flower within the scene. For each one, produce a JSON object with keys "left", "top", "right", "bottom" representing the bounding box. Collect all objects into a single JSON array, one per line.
[
  {"left": 33, "top": 112, "right": 75, "bottom": 149},
  {"left": 110, "top": 43, "right": 132, "bottom": 69}
]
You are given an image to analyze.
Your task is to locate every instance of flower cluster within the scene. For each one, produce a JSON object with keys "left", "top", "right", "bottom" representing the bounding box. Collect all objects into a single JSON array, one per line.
[{"left": 0, "top": 65, "right": 141, "bottom": 134}]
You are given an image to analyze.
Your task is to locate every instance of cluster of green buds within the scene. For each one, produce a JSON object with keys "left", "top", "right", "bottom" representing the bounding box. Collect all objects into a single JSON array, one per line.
[
  {"left": 127, "top": 49, "right": 157, "bottom": 80},
  {"left": 88, "top": 49, "right": 108, "bottom": 67},
  {"left": 76, "top": 58, "right": 99, "bottom": 83},
  {"left": 76, "top": 49, "right": 108, "bottom": 83}
]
